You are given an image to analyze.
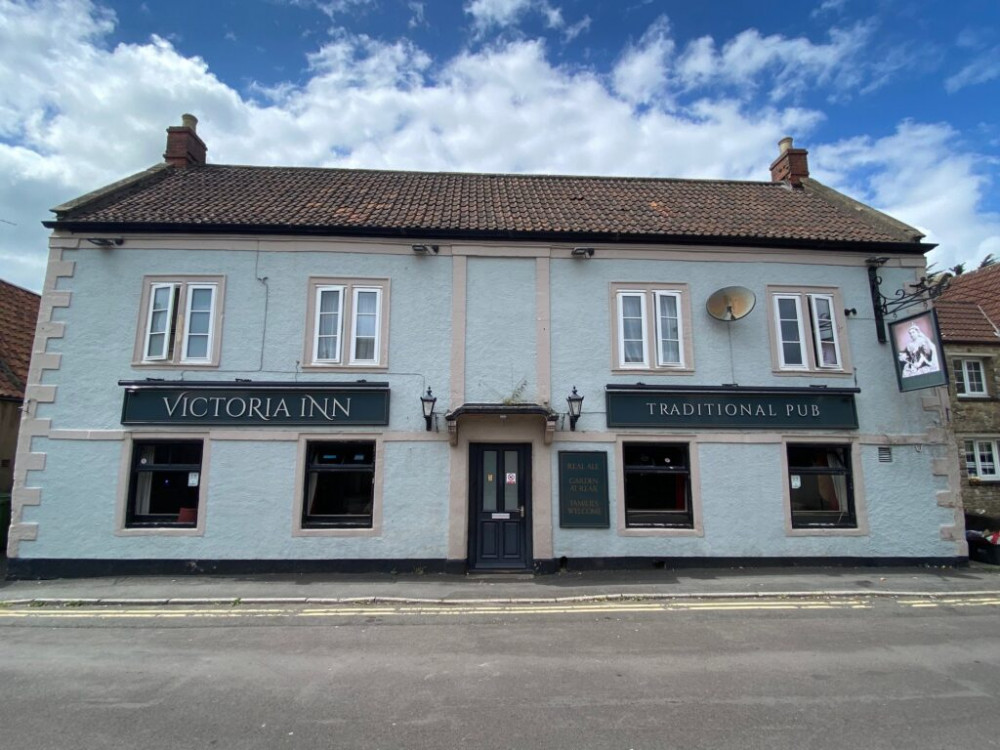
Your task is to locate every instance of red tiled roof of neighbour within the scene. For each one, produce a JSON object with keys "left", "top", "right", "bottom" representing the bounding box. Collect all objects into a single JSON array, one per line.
[
  {"left": 0, "top": 279, "right": 40, "bottom": 400},
  {"left": 46, "top": 164, "right": 929, "bottom": 252},
  {"left": 935, "top": 299, "right": 1000, "bottom": 343},
  {"left": 938, "top": 263, "right": 1000, "bottom": 328}
]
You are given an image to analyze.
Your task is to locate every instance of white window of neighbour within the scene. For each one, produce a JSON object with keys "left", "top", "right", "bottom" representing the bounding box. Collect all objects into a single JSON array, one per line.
[
  {"left": 954, "top": 359, "right": 988, "bottom": 398},
  {"left": 136, "top": 277, "right": 224, "bottom": 367},
  {"left": 965, "top": 439, "right": 999, "bottom": 480}
]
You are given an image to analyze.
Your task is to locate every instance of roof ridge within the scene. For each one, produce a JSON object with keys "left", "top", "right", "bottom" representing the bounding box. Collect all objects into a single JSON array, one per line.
[
  {"left": 195, "top": 162, "right": 780, "bottom": 186},
  {"left": 51, "top": 163, "right": 171, "bottom": 217},
  {"left": 800, "top": 178, "right": 926, "bottom": 246}
]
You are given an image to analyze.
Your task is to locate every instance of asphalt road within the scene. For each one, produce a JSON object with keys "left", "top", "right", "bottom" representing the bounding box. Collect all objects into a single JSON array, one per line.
[{"left": 1, "top": 597, "right": 999, "bottom": 750}]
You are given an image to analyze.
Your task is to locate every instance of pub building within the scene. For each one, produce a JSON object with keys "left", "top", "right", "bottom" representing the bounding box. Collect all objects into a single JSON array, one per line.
[{"left": 6, "top": 118, "right": 964, "bottom": 577}]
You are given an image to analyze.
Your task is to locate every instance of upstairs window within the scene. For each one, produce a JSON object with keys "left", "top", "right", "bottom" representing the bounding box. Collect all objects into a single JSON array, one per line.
[
  {"left": 135, "top": 276, "right": 224, "bottom": 366},
  {"left": 770, "top": 288, "right": 847, "bottom": 373},
  {"left": 954, "top": 359, "right": 988, "bottom": 398},
  {"left": 306, "top": 279, "right": 389, "bottom": 368},
  {"left": 612, "top": 284, "right": 692, "bottom": 372}
]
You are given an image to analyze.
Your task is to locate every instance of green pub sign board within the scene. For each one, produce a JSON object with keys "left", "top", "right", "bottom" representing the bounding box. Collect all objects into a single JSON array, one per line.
[
  {"left": 558, "top": 451, "right": 610, "bottom": 528},
  {"left": 606, "top": 387, "right": 859, "bottom": 430},
  {"left": 121, "top": 383, "right": 390, "bottom": 426}
]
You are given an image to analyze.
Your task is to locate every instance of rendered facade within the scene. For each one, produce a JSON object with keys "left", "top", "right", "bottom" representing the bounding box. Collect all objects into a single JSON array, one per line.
[{"left": 6, "top": 117, "right": 965, "bottom": 577}]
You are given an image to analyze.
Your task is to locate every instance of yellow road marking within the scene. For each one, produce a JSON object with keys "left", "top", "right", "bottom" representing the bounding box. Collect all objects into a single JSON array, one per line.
[{"left": 0, "top": 595, "right": 997, "bottom": 620}]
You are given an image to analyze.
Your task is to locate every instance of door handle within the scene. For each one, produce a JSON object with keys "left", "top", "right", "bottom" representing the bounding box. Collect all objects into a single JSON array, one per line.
[{"left": 518, "top": 506, "right": 525, "bottom": 518}]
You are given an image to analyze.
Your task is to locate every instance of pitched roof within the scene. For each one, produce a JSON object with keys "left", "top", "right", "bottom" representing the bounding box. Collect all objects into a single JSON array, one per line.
[
  {"left": 0, "top": 279, "right": 40, "bottom": 400},
  {"left": 46, "top": 163, "right": 929, "bottom": 252},
  {"left": 934, "top": 299, "right": 1000, "bottom": 344},
  {"left": 938, "top": 263, "right": 1000, "bottom": 328}
]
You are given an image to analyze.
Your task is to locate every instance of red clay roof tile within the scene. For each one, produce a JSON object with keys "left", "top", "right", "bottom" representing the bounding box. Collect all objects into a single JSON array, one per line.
[{"left": 0, "top": 279, "right": 40, "bottom": 400}]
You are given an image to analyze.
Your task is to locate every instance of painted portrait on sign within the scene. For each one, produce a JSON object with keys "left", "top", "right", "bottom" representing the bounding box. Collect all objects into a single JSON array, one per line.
[{"left": 889, "top": 310, "right": 948, "bottom": 392}]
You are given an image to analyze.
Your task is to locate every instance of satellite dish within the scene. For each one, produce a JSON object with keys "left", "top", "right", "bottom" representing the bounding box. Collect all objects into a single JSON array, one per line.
[{"left": 706, "top": 286, "right": 756, "bottom": 322}]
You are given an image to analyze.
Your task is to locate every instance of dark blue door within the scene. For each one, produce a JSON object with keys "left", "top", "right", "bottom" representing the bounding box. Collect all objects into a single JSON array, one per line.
[{"left": 469, "top": 444, "right": 531, "bottom": 570}]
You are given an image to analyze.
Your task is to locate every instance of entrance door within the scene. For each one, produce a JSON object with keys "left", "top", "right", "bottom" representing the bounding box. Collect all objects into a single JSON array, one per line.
[{"left": 469, "top": 444, "right": 531, "bottom": 570}]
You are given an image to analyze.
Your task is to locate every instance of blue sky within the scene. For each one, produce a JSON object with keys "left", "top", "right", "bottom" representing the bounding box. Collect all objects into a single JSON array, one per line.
[{"left": 1, "top": 0, "right": 998, "bottom": 290}]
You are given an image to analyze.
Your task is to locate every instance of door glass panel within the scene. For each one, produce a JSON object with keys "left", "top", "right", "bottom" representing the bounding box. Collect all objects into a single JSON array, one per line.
[
  {"left": 503, "top": 450, "right": 519, "bottom": 511},
  {"left": 482, "top": 451, "right": 497, "bottom": 511}
]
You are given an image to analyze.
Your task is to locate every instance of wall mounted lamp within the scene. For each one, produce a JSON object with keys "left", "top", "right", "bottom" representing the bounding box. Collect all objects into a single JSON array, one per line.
[
  {"left": 412, "top": 244, "right": 439, "bottom": 254},
  {"left": 571, "top": 247, "right": 595, "bottom": 258},
  {"left": 844, "top": 308, "right": 858, "bottom": 317},
  {"left": 566, "top": 386, "right": 584, "bottom": 431},
  {"left": 421, "top": 387, "right": 437, "bottom": 431},
  {"left": 86, "top": 237, "right": 124, "bottom": 248}
]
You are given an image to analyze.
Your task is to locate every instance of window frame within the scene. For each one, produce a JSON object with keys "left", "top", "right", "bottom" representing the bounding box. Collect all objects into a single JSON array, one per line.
[
  {"left": 133, "top": 275, "right": 225, "bottom": 368},
  {"left": 965, "top": 438, "right": 1000, "bottom": 481},
  {"left": 768, "top": 286, "right": 851, "bottom": 376},
  {"left": 954, "top": 358, "right": 988, "bottom": 398},
  {"left": 782, "top": 439, "right": 868, "bottom": 536},
  {"left": 615, "top": 437, "right": 703, "bottom": 537},
  {"left": 292, "top": 435, "right": 384, "bottom": 537},
  {"left": 610, "top": 283, "right": 694, "bottom": 374},
  {"left": 304, "top": 278, "right": 390, "bottom": 371},
  {"left": 115, "top": 433, "right": 209, "bottom": 537}
]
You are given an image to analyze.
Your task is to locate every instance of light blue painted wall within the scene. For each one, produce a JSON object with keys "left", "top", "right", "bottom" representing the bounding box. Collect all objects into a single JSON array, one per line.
[
  {"left": 23, "top": 437, "right": 451, "bottom": 559},
  {"left": 23, "top": 243, "right": 955, "bottom": 562},
  {"left": 40, "top": 246, "right": 452, "bottom": 432},
  {"left": 464, "top": 257, "right": 537, "bottom": 403}
]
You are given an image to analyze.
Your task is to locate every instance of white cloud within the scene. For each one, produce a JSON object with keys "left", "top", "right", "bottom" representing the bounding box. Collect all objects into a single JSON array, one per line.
[
  {"left": 562, "top": 15, "right": 590, "bottom": 43},
  {"left": 407, "top": 1, "right": 425, "bottom": 29},
  {"left": 811, "top": 122, "right": 1000, "bottom": 271},
  {"left": 464, "top": 0, "right": 565, "bottom": 34},
  {"left": 945, "top": 48, "right": 1000, "bottom": 93},
  {"left": 611, "top": 15, "right": 674, "bottom": 105},
  {"left": 0, "top": 0, "right": 995, "bottom": 293}
]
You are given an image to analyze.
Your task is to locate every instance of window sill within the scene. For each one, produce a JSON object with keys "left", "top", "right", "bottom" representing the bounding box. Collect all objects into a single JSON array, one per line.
[
  {"left": 301, "top": 363, "right": 388, "bottom": 372},
  {"left": 116, "top": 525, "right": 204, "bottom": 537},
  {"left": 957, "top": 395, "right": 990, "bottom": 400},
  {"left": 617, "top": 526, "right": 703, "bottom": 537},
  {"left": 611, "top": 367, "right": 694, "bottom": 376},
  {"left": 772, "top": 368, "right": 851, "bottom": 377},
  {"left": 131, "top": 361, "right": 219, "bottom": 369},
  {"left": 786, "top": 525, "right": 867, "bottom": 537},
  {"left": 292, "top": 525, "right": 381, "bottom": 537}
]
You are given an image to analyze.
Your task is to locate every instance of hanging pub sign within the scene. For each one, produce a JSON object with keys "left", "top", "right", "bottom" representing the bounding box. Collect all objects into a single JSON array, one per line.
[
  {"left": 558, "top": 451, "right": 610, "bottom": 528},
  {"left": 888, "top": 309, "right": 949, "bottom": 393},
  {"left": 605, "top": 385, "right": 859, "bottom": 429},
  {"left": 120, "top": 381, "right": 390, "bottom": 426}
]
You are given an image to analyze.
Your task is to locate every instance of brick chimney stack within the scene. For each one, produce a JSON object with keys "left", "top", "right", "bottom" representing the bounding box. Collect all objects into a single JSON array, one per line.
[
  {"left": 164, "top": 113, "right": 207, "bottom": 167},
  {"left": 769, "top": 136, "right": 809, "bottom": 185}
]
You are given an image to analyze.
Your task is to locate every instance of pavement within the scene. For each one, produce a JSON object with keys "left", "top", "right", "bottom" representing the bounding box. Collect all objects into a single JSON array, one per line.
[{"left": 2, "top": 561, "right": 1000, "bottom": 606}]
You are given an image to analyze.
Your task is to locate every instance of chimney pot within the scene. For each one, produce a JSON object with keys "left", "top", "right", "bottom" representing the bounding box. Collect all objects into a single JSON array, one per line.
[
  {"left": 770, "top": 136, "right": 809, "bottom": 185},
  {"left": 164, "top": 114, "right": 207, "bottom": 167}
]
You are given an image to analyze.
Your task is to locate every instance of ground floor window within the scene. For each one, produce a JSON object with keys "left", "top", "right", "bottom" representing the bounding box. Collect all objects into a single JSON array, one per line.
[
  {"left": 302, "top": 441, "right": 375, "bottom": 528},
  {"left": 622, "top": 443, "right": 693, "bottom": 528},
  {"left": 127, "top": 440, "right": 203, "bottom": 527},
  {"left": 965, "top": 439, "right": 999, "bottom": 480},
  {"left": 787, "top": 444, "right": 855, "bottom": 528}
]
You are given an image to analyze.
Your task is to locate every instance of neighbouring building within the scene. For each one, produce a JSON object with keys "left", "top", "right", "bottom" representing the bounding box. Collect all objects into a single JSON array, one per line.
[
  {"left": 936, "top": 266, "right": 1000, "bottom": 524},
  {"left": 6, "top": 117, "right": 965, "bottom": 578},
  {"left": 1, "top": 278, "right": 41, "bottom": 553}
]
